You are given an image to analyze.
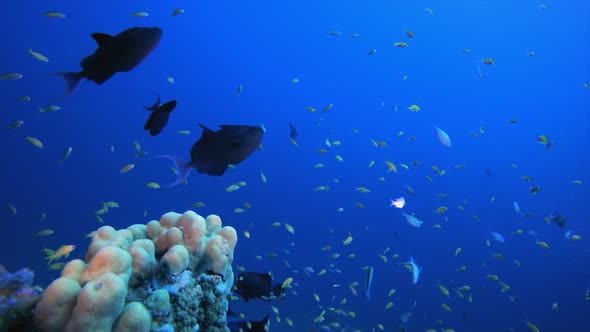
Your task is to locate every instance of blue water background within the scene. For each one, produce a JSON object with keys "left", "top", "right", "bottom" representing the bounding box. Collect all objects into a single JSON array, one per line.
[{"left": 1, "top": 0, "right": 589, "bottom": 331}]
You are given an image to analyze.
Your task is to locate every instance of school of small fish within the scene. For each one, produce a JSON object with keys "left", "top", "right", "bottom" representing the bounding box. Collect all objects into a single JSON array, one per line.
[{"left": 1, "top": 1, "right": 588, "bottom": 332}]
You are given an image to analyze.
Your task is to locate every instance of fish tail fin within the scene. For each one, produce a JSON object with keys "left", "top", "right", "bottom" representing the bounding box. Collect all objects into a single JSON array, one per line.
[
  {"left": 56, "top": 72, "right": 83, "bottom": 94},
  {"left": 271, "top": 283, "right": 286, "bottom": 299},
  {"left": 144, "top": 94, "right": 161, "bottom": 111},
  {"left": 153, "top": 155, "right": 192, "bottom": 187}
]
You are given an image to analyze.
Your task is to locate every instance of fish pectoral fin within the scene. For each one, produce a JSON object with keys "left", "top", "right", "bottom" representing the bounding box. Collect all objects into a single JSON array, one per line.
[
  {"left": 90, "top": 32, "right": 113, "bottom": 47},
  {"left": 144, "top": 95, "right": 161, "bottom": 111}
]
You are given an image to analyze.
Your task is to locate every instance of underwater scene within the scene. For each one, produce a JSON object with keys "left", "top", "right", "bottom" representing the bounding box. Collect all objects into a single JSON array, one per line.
[{"left": 0, "top": 0, "right": 589, "bottom": 331}]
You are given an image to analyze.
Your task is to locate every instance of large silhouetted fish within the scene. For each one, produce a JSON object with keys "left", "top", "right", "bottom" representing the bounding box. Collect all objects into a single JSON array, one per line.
[
  {"left": 155, "top": 124, "right": 263, "bottom": 186},
  {"left": 233, "top": 272, "right": 285, "bottom": 302},
  {"left": 228, "top": 315, "right": 268, "bottom": 332},
  {"left": 58, "top": 27, "right": 162, "bottom": 93},
  {"left": 143, "top": 95, "right": 176, "bottom": 136}
]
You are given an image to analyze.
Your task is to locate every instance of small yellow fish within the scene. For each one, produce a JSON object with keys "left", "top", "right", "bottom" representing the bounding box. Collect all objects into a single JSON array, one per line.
[
  {"left": 1, "top": 73, "right": 23, "bottom": 80},
  {"left": 23, "top": 136, "right": 45, "bottom": 149},
  {"left": 282, "top": 277, "right": 293, "bottom": 288},
  {"left": 58, "top": 147, "right": 72, "bottom": 163},
  {"left": 27, "top": 49, "right": 49, "bottom": 62},
  {"left": 146, "top": 182, "right": 160, "bottom": 189},
  {"left": 7, "top": 120, "right": 23, "bottom": 129},
  {"left": 434, "top": 206, "right": 447, "bottom": 214},
  {"left": 192, "top": 202, "right": 205, "bottom": 208},
  {"left": 260, "top": 172, "right": 267, "bottom": 184},
  {"left": 43, "top": 12, "right": 66, "bottom": 19},
  {"left": 322, "top": 103, "right": 333, "bottom": 113},
  {"left": 455, "top": 248, "right": 462, "bottom": 256},
  {"left": 177, "top": 130, "right": 191, "bottom": 135},
  {"left": 335, "top": 155, "right": 344, "bottom": 162},
  {"left": 536, "top": 240, "right": 550, "bottom": 249},
  {"left": 132, "top": 11, "right": 149, "bottom": 17},
  {"left": 408, "top": 104, "right": 420, "bottom": 112},
  {"left": 48, "top": 262, "right": 65, "bottom": 271},
  {"left": 385, "top": 161, "right": 397, "bottom": 173},
  {"left": 32, "top": 229, "right": 54, "bottom": 238},
  {"left": 284, "top": 223, "right": 295, "bottom": 234},
  {"left": 486, "top": 274, "right": 499, "bottom": 281},
  {"left": 342, "top": 233, "right": 353, "bottom": 245},
  {"left": 234, "top": 208, "right": 245, "bottom": 213},
  {"left": 43, "top": 245, "right": 75, "bottom": 265},
  {"left": 225, "top": 184, "right": 240, "bottom": 192},
  {"left": 441, "top": 303, "right": 452, "bottom": 312},
  {"left": 172, "top": 8, "right": 185, "bottom": 16},
  {"left": 395, "top": 42, "right": 409, "bottom": 48},
  {"left": 355, "top": 187, "right": 370, "bottom": 193},
  {"left": 437, "top": 283, "right": 450, "bottom": 297},
  {"left": 526, "top": 320, "right": 540, "bottom": 332},
  {"left": 120, "top": 163, "right": 135, "bottom": 174}
]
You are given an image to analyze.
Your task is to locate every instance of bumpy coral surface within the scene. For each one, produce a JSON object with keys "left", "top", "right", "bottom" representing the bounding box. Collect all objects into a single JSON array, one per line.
[{"left": 34, "top": 211, "right": 237, "bottom": 332}]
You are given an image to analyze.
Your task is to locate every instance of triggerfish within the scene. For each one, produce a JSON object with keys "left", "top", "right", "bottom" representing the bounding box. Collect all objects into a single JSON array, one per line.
[
  {"left": 143, "top": 95, "right": 177, "bottom": 136},
  {"left": 407, "top": 256, "right": 421, "bottom": 284},
  {"left": 233, "top": 272, "right": 285, "bottom": 302},
  {"left": 58, "top": 27, "right": 162, "bottom": 93},
  {"left": 155, "top": 124, "right": 263, "bottom": 186},
  {"left": 365, "top": 265, "right": 374, "bottom": 303},
  {"left": 435, "top": 125, "right": 452, "bottom": 147}
]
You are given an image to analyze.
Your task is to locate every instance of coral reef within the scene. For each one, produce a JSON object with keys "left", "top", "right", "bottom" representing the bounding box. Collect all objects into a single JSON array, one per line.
[
  {"left": 34, "top": 211, "right": 237, "bottom": 332},
  {"left": 0, "top": 265, "right": 42, "bottom": 331}
]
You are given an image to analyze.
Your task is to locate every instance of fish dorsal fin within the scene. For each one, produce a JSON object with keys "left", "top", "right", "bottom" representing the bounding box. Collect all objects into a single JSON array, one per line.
[
  {"left": 198, "top": 124, "right": 215, "bottom": 142},
  {"left": 91, "top": 33, "right": 113, "bottom": 47},
  {"left": 198, "top": 124, "right": 214, "bottom": 135}
]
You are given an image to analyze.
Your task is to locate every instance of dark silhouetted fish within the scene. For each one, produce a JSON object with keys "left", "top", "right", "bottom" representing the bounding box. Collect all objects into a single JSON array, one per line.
[
  {"left": 228, "top": 315, "right": 268, "bottom": 332},
  {"left": 143, "top": 95, "right": 176, "bottom": 136},
  {"left": 289, "top": 123, "right": 298, "bottom": 140},
  {"left": 233, "top": 272, "right": 285, "bottom": 302},
  {"left": 155, "top": 124, "right": 263, "bottom": 186},
  {"left": 58, "top": 27, "right": 162, "bottom": 93},
  {"left": 553, "top": 210, "right": 566, "bottom": 228}
]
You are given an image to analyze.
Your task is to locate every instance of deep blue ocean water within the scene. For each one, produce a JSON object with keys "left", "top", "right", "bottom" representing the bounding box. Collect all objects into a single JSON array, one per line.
[{"left": 1, "top": 0, "right": 589, "bottom": 331}]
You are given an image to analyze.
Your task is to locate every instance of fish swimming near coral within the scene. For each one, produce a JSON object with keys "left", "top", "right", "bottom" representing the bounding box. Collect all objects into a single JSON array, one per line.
[
  {"left": 228, "top": 315, "right": 269, "bottom": 332},
  {"left": 233, "top": 272, "right": 285, "bottom": 302},
  {"left": 57, "top": 27, "right": 162, "bottom": 93},
  {"left": 155, "top": 124, "right": 263, "bottom": 186},
  {"left": 143, "top": 95, "right": 177, "bottom": 136}
]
